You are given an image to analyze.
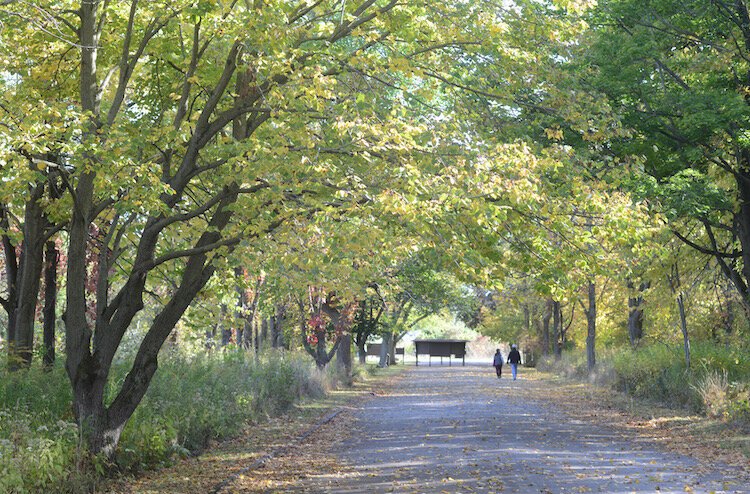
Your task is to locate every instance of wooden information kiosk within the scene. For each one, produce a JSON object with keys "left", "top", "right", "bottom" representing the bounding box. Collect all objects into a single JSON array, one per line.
[{"left": 414, "top": 339, "right": 467, "bottom": 366}]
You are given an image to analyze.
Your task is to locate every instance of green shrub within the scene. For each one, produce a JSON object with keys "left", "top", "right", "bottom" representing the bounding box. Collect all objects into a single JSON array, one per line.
[
  {"left": 725, "top": 385, "right": 750, "bottom": 424},
  {"left": 0, "top": 407, "right": 82, "bottom": 493},
  {"left": 541, "top": 343, "right": 750, "bottom": 418},
  {"left": 0, "top": 349, "right": 339, "bottom": 490},
  {"left": 0, "top": 363, "right": 73, "bottom": 421},
  {"left": 117, "top": 349, "right": 333, "bottom": 471},
  {"left": 611, "top": 343, "right": 750, "bottom": 413},
  {"left": 611, "top": 344, "right": 699, "bottom": 409},
  {"left": 0, "top": 364, "right": 86, "bottom": 493}
]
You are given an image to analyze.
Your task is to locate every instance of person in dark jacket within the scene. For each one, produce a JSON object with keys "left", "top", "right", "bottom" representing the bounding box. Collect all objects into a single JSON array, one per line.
[
  {"left": 507, "top": 344, "right": 522, "bottom": 380},
  {"left": 492, "top": 349, "right": 503, "bottom": 378}
]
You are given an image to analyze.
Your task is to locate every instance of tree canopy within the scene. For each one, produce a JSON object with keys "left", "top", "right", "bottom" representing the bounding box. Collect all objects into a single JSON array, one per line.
[{"left": 2, "top": 0, "right": 750, "bottom": 465}]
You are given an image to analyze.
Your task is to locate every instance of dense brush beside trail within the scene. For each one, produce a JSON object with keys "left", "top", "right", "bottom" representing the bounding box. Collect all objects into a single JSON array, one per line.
[
  {"left": 539, "top": 344, "right": 750, "bottom": 424},
  {"left": 0, "top": 350, "right": 342, "bottom": 493}
]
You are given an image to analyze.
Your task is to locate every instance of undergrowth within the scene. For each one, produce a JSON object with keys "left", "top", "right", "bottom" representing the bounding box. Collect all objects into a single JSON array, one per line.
[
  {"left": 539, "top": 343, "right": 750, "bottom": 424},
  {"left": 0, "top": 349, "right": 352, "bottom": 493}
]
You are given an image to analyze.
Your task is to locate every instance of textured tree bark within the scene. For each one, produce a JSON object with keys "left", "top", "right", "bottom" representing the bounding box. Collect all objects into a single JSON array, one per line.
[
  {"left": 42, "top": 240, "right": 58, "bottom": 369},
  {"left": 247, "top": 277, "right": 263, "bottom": 355},
  {"left": 1, "top": 207, "right": 19, "bottom": 354},
  {"left": 65, "top": 0, "right": 101, "bottom": 452},
  {"left": 10, "top": 184, "right": 47, "bottom": 368},
  {"left": 387, "top": 335, "right": 397, "bottom": 366}
]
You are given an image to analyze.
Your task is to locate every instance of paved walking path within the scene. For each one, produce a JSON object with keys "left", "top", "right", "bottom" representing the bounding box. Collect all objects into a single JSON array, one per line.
[{"left": 270, "top": 365, "right": 747, "bottom": 493}]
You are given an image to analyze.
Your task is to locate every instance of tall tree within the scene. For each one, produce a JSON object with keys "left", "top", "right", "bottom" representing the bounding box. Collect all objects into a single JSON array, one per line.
[
  {"left": 352, "top": 294, "right": 385, "bottom": 364},
  {"left": 2, "top": 0, "right": 518, "bottom": 456},
  {"left": 586, "top": 0, "right": 750, "bottom": 315}
]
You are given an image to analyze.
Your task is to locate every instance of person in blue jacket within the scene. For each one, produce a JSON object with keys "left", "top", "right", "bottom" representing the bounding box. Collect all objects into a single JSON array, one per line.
[{"left": 507, "top": 344, "right": 522, "bottom": 380}]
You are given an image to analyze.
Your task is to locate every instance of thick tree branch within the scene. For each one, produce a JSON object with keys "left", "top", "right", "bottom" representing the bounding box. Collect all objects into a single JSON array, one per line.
[
  {"left": 168, "top": 40, "right": 241, "bottom": 200},
  {"left": 152, "top": 180, "right": 268, "bottom": 231},
  {"left": 671, "top": 228, "right": 740, "bottom": 258}
]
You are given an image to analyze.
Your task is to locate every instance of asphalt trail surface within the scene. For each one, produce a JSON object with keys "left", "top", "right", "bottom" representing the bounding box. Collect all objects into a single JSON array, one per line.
[{"left": 286, "top": 365, "right": 747, "bottom": 493}]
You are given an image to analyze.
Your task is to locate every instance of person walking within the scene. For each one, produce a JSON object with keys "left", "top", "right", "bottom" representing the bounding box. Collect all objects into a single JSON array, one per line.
[
  {"left": 492, "top": 349, "right": 504, "bottom": 378},
  {"left": 507, "top": 344, "right": 521, "bottom": 380}
]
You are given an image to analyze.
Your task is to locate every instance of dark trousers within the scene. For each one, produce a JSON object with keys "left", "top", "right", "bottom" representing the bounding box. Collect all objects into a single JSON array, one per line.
[{"left": 494, "top": 364, "right": 502, "bottom": 377}]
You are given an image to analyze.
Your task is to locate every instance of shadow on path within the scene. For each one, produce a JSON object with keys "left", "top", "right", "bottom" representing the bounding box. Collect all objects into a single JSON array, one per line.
[{"left": 238, "top": 365, "right": 748, "bottom": 493}]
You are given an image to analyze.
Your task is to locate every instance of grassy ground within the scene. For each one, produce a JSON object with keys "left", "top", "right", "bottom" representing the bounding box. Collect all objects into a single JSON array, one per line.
[{"left": 105, "top": 365, "right": 405, "bottom": 494}]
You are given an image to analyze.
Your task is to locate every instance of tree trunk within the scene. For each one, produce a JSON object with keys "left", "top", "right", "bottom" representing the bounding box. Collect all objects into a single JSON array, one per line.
[
  {"left": 67, "top": 188, "right": 240, "bottom": 458},
  {"left": 43, "top": 240, "right": 58, "bottom": 369},
  {"left": 300, "top": 302, "right": 341, "bottom": 369},
  {"left": 720, "top": 280, "right": 735, "bottom": 340},
  {"left": 12, "top": 184, "right": 48, "bottom": 368},
  {"left": 253, "top": 317, "right": 259, "bottom": 356},
  {"left": 268, "top": 316, "right": 276, "bottom": 348},
  {"left": 220, "top": 304, "right": 232, "bottom": 347},
  {"left": 316, "top": 331, "right": 326, "bottom": 366},
  {"left": 246, "top": 276, "right": 262, "bottom": 355},
  {"left": 234, "top": 267, "right": 247, "bottom": 346},
  {"left": 72, "top": 366, "right": 122, "bottom": 459},
  {"left": 734, "top": 150, "right": 750, "bottom": 315},
  {"left": 378, "top": 332, "right": 391, "bottom": 367},
  {"left": 585, "top": 281, "right": 596, "bottom": 373},
  {"left": 260, "top": 316, "right": 269, "bottom": 349},
  {"left": 336, "top": 333, "right": 352, "bottom": 383},
  {"left": 388, "top": 334, "right": 397, "bottom": 365},
  {"left": 627, "top": 280, "right": 648, "bottom": 347},
  {"left": 357, "top": 338, "right": 367, "bottom": 364},
  {"left": 65, "top": 0, "right": 103, "bottom": 454},
  {"left": 523, "top": 303, "right": 531, "bottom": 336},
  {"left": 677, "top": 292, "right": 691, "bottom": 369},
  {"left": 725, "top": 295, "right": 735, "bottom": 338},
  {"left": 627, "top": 295, "right": 644, "bottom": 347},
  {"left": 243, "top": 312, "right": 253, "bottom": 350},
  {"left": 542, "top": 298, "right": 552, "bottom": 355},
  {"left": 552, "top": 300, "right": 562, "bottom": 359},
  {"left": 271, "top": 304, "right": 285, "bottom": 348},
  {"left": 560, "top": 304, "right": 571, "bottom": 349},
  {"left": 1, "top": 206, "right": 18, "bottom": 353}
]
